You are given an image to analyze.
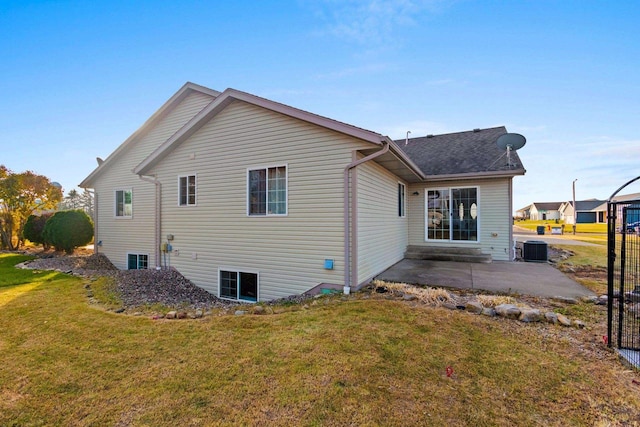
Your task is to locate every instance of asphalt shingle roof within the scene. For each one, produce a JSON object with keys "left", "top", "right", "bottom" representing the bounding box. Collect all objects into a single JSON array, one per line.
[
  {"left": 532, "top": 202, "right": 563, "bottom": 211},
  {"left": 395, "top": 126, "right": 525, "bottom": 177}
]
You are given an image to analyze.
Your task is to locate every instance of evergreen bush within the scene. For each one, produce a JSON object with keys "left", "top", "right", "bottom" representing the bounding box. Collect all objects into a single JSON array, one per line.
[
  {"left": 42, "top": 210, "right": 94, "bottom": 254},
  {"left": 22, "top": 213, "right": 54, "bottom": 249}
]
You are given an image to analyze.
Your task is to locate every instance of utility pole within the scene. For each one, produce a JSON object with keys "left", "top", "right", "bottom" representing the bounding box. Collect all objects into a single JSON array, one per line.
[{"left": 572, "top": 179, "right": 577, "bottom": 235}]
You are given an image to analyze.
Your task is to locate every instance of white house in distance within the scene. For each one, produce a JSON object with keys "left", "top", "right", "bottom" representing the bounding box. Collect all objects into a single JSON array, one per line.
[
  {"left": 80, "top": 82, "right": 526, "bottom": 302},
  {"left": 528, "top": 202, "right": 562, "bottom": 221}
]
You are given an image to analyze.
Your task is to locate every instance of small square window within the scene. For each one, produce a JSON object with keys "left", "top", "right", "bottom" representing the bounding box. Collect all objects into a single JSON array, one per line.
[{"left": 127, "top": 253, "right": 148, "bottom": 270}]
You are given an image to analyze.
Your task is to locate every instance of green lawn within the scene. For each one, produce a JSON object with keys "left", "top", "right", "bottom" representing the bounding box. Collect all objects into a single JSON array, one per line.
[
  {"left": 515, "top": 219, "right": 607, "bottom": 234},
  {"left": 1, "top": 253, "right": 640, "bottom": 425}
]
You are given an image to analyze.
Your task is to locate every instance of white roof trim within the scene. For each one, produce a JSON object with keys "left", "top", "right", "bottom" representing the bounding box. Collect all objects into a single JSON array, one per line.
[{"left": 134, "top": 88, "right": 408, "bottom": 175}]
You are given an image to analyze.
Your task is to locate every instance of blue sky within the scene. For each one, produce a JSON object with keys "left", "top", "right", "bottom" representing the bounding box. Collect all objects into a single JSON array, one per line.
[{"left": 1, "top": 0, "right": 639, "bottom": 211}]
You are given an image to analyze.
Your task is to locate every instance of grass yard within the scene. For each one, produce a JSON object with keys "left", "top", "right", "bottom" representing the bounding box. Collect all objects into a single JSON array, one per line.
[
  {"left": 2, "top": 253, "right": 640, "bottom": 425},
  {"left": 515, "top": 220, "right": 607, "bottom": 234}
]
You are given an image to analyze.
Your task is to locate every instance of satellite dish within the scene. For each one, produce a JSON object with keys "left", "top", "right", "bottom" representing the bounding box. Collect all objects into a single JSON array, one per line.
[
  {"left": 496, "top": 133, "right": 526, "bottom": 168},
  {"left": 496, "top": 133, "right": 526, "bottom": 151}
]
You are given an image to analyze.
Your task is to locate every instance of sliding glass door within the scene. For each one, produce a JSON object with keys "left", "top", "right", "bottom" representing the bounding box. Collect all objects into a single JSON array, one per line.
[{"left": 426, "top": 187, "right": 478, "bottom": 242}]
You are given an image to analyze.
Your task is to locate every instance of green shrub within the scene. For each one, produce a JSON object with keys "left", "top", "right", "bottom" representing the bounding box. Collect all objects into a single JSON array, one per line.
[
  {"left": 42, "top": 210, "right": 94, "bottom": 254},
  {"left": 23, "top": 213, "right": 54, "bottom": 249}
]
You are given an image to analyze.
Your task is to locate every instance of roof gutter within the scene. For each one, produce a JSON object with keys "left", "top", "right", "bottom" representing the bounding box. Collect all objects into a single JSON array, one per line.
[
  {"left": 422, "top": 169, "right": 526, "bottom": 182},
  {"left": 137, "top": 173, "right": 162, "bottom": 269},
  {"left": 343, "top": 140, "right": 390, "bottom": 295}
]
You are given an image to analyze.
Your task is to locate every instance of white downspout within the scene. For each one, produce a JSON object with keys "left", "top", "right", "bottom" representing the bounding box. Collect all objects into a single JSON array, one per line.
[
  {"left": 89, "top": 190, "right": 97, "bottom": 254},
  {"left": 343, "top": 141, "right": 390, "bottom": 294},
  {"left": 137, "top": 174, "right": 162, "bottom": 269},
  {"left": 82, "top": 189, "right": 98, "bottom": 254}
]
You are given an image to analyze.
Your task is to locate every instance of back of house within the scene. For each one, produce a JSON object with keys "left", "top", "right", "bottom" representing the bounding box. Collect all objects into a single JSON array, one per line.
[{"left": 81, "top": 83, "right": 526, "bottom": 302}]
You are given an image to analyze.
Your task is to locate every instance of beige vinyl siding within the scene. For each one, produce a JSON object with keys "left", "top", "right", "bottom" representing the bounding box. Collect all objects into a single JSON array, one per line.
[
  {"left": 407, "top": 178, "right": 513, "bottom": 261},
  {"left": 93, "top": 91, "right": 213, "bottom": 269},
  {"left": 356, "top": 160, "right": 408, "bottom": 285},
  {"left": 150, "top": 100, "right": 373, "bottom": 300}
]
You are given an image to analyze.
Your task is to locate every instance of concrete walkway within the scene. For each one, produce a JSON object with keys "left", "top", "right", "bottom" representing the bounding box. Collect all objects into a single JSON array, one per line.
[{"left": 376, "top": 259, "right": 595, "bottom": 299}]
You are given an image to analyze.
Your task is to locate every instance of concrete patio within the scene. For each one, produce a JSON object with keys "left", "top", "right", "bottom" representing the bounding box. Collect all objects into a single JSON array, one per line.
[{"left": 375, "top": 259, "right": 595, "bottom": 299}]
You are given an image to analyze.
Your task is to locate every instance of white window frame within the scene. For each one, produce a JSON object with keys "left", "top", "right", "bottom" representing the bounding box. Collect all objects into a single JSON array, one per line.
[
  {"left": 218, "top": 267, "right": 260, "bottom": 302},
  {"left": 246, "top": 164, "right": 288, "bottom": 216},
  {"left": 398, "top": 182, "right": 406, "bottom": 218},
  {"left": 127, "top": 252, "right": 149, "bottom": 270},
  {"left": 424, "top": 186, "right": 480, "bottom": 243},
  {"left": 178, "top": 174, "right": 197, "bottom": 206},
  {"left": 114, "top": 189, "right": 133, "bottom": 219}
]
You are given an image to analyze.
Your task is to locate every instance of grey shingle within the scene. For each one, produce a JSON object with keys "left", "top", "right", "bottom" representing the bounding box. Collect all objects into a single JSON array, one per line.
[{"left": 395, "top": 126, "right": 525, "bottom": 176}]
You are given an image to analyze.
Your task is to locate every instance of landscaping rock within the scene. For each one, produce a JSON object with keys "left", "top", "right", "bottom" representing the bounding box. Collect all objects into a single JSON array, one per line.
[
  {"left": 519, "top": 309, "right": 543, "bottom": 323},
  {"left": 557, "top": 313, "right": 572, "bottom": 327},
  {"left": 442, "top": 303, "right": 457, "bottom": 310},
  {"left": 495, "top": 304, "right": 521, "bottom": 319},
  {"left": 177, "top": 311, "right": 188, "bottom": 319},
  {"left": 625, "top": 292, "right": 640, "bottom": 303},
  {"left": 481, "top": 307, "right": 496, "bottom": 317},
  {"left": 573, "top": 320, "right": 586, "bottom": 329},
  {"left": 165, "top": 311, "right": 177, "bottom": 319},
  {"left": 595, "top": 295, "right": 608, "bottom": 306},
  {"left": 403, "top": 293, "right": 417, "bottom": 301},
  {"left": 465, "top": 301, "right": 484, "bottom": 314},
  {"left": 253, "top": 305, "right": 265, "bottom": 315},
  {"left": 552, "top": 296, "right": 579, "bottom": 305},
  {"left": 235, "top": 310, "right": 247, "bottom": 316},
  {"left": 545, "top": 312, "right": 558, "bottom": 324}
]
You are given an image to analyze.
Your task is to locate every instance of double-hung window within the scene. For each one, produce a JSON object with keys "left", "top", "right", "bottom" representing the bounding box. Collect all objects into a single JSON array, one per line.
[
  {"left": 115, "top": 189, "right": 133, "bottom": 218},
  {"left": 179, "top": 175, "right": 196, "bottom": 206},
  {"left": 219, "top": 269, "right": 258, "bottom": 302},
  {"left": 248, "top": 165, "right": 287, "bottom": 215}
]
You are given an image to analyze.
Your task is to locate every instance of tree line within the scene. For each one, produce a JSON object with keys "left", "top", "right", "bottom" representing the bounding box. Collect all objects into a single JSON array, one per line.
[{"left": 0, "top": 165, "right": 94, "bottom": 252}]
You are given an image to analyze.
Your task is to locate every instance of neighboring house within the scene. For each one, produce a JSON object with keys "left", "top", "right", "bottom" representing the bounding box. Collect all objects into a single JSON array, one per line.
[
  {"left": 515, "top": 204, "right": 532, "bottom": 220},
  {"left": 80, "top": 82, "right": 526, "bottom": 302},
  {"left": 595, "top": 192, "right": 640, "bottom": 226},
  {"left": 529, "top": 202, "right": 562, "bottom": 221},
  {"left": 559, "top": 199, "right": 606, "bottom": 224}
]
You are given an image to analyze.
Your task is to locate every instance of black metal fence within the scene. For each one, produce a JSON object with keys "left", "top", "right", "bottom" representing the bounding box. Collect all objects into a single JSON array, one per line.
[{"left": 607, "top": 179, "right": 640, "bottom": 367}]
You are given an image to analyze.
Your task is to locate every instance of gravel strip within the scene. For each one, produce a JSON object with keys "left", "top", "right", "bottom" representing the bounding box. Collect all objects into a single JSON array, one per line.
[
  {"left": 22, "top": 253, "right": 238, "bottom": 310},
  {"left": 21, "top": 253, "right": 316, "bottom": 310}
]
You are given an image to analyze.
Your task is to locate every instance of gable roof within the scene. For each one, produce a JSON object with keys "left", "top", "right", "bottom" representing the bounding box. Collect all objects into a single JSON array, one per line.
[
  {"left": 531, "top": 202, "right": 563, "bottom": 211},
  {"left": 573, "top": 200, "right": 606, "bottom": 211},
  {"left": 395, "top": 126, "right": 526, "bottom": 180},
  {"left": 133, "top": 88, "right": 425, "bottom": 181},
  {"left": 79, "top": 82, "right": 220, "bottom": 188}
]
